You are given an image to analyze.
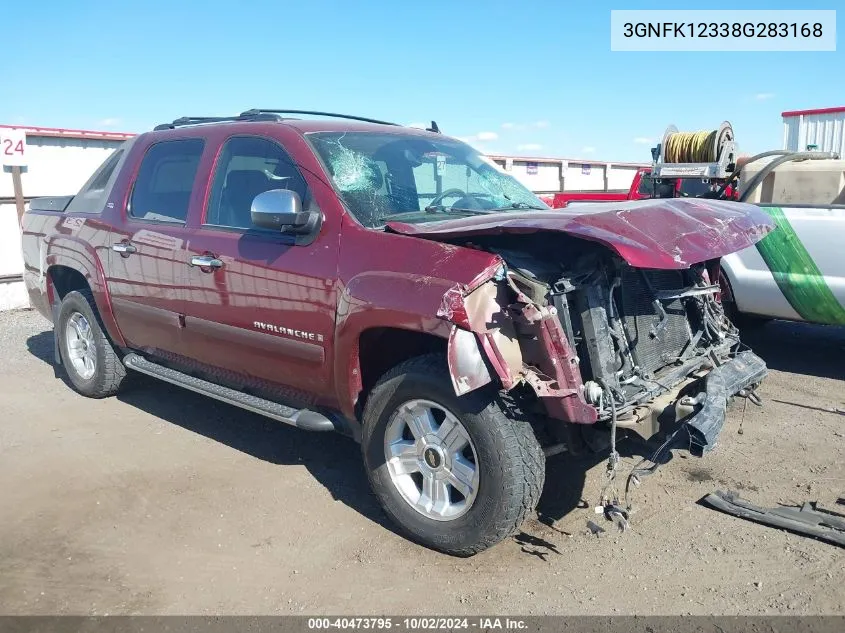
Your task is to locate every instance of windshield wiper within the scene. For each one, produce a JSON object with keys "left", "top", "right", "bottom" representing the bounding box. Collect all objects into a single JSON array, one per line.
[
  {"left": 485, "top": 202, "right": 547, "bottom": 211},
  {"left": 422, "top": 204, "right": 494, "bottom": 215},
  {"left": 378, "top": 208, "right": 488, "bottom": 223}
]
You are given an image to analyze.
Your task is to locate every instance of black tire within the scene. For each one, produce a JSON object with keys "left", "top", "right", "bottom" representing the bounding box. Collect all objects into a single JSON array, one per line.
[
  {"left": 361, "top": 354, "right": 545, "bottom": 556},
  {"left": 56, "top": 289, "right": 127, "bottom": 398}
]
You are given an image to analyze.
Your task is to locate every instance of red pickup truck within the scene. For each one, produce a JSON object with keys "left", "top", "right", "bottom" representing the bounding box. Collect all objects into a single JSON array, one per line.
[
  {"left": 22, "top": 111, "right": 772, "bottom": 555},
  {"left": 540, "top": 167, "right": 653, "bottom": 207},
  {"left": 542, "top": 168, "right": 738, "bottom": 208}
]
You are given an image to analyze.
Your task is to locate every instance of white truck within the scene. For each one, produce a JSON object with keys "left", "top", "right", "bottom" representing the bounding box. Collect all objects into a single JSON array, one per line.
[{"left": 720, "top": 156, "right": 845, "bottom": 327}]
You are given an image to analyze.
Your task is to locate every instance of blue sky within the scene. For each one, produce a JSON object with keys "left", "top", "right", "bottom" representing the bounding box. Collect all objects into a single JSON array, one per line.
[{"left": 1, "top": 0, "right": 841, "bottom": 162}]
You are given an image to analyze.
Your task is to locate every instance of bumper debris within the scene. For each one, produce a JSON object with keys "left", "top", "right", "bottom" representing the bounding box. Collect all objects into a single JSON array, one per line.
[
  {"left": 701, "top": 491, "right": 845, "bottom": 548},
  {"left": 685, "top": 350, "right": 768, "bottom": 456}
]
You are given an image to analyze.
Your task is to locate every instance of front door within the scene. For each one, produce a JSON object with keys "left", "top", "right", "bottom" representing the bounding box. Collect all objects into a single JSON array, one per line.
[
  {"left": 106, "top": 138, "right": 205, "bottom": 355},
  {"left": 178, "top": 135, "right": 340, "bottom": 405}
]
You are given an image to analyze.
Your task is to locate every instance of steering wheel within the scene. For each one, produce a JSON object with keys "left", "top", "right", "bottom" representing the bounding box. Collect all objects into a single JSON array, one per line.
[{"left": 426, "top": 188, "right": 467, "bottom": 209}]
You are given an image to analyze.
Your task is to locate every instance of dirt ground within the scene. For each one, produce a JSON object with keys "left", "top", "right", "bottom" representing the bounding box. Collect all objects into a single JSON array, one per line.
[{"left": 0, "top": 309, "right": 843, "bottom": 616}]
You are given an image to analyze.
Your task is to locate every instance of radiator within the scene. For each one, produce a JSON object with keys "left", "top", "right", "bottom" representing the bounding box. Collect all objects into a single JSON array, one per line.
[{"left": 618, "top": 269, "right": 692, "bottom": 377}]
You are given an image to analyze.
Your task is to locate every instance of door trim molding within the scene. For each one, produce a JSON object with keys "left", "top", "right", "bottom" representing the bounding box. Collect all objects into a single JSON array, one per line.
[
  {"left": 111, "top": 297, "right": 181, "bottom": 327},
  {"left": 184, "top": 315, "right": 325, "bottom": 364}
]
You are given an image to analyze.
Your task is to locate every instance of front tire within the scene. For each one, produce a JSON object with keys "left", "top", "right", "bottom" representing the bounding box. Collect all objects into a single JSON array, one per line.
[
  {"left": 56, "top": 289, "right": 127, "bottom": 398},
  {"left": 362, "top": 354, "right": 545, "bottom": 556}
]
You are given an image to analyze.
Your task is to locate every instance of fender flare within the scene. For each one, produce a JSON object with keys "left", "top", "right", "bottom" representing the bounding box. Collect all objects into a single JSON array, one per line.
[
  {"left": 333, "top": 309, "right": 451, "bottom": 421},
  {"left": 45, "top": 236, "right": 126, "bottom": 348},
  {"left": 332, "top": 269, "right": 460, "bottom": 420}
]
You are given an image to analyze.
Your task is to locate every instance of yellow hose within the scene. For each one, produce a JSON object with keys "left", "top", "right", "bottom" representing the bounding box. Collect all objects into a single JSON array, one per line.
[{"left": 664, "top": 130, "right": 719, "bottom": 163}]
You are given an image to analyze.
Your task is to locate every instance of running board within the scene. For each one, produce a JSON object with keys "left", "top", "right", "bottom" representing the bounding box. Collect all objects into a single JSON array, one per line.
[{"left": 123, "top": 353, "right": 336, "bottom": 432}]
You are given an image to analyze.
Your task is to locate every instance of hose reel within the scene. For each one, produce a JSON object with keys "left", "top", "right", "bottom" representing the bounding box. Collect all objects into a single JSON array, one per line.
[{"left": 653, "top": 121, "right": 737, "bottom": 179}]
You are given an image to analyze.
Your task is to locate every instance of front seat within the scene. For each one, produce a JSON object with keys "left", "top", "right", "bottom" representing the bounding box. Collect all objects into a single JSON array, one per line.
[{"left": 219, "top": 169, "right": 272, "bottom": 228}]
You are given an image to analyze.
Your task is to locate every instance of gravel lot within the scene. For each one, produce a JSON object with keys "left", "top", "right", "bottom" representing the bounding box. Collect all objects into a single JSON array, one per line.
[{"left": 0, "top": 309, "right": 843, "bottom": 615}]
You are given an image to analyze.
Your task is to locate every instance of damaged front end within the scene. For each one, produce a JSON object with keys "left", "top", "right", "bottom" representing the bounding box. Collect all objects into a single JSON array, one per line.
[{"left": 438, "top": 241, "right": 768, "bottom": 456}]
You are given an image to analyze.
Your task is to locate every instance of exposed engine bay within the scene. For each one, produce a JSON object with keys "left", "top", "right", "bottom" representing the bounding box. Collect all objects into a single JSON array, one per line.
[
  {"left": 418, "top": 203, "right": 770, "bottom": 534},
  {"left": 460, "top": 234, "right": 743, "bottom": 429}
]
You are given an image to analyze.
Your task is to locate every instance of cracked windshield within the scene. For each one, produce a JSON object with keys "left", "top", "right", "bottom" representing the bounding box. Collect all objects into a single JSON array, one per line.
[{"left": 308, "top": 132, "right": 548, "bottom": 227}]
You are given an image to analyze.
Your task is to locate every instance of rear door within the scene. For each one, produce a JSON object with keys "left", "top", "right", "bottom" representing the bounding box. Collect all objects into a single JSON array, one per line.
[
  {"left": 178, "top": 134, "right": 340, "bottom": 403},
  {"left": 105, "top": 138, "right": 205, "bottom": 354}
]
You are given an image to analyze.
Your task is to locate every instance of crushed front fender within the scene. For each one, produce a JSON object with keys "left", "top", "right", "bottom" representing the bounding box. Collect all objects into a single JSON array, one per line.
[
  {"left": 439, "top": 271, "right": 597, "bottom": 424},
  {"left": 446, "top": 326, "right": 494, "bottom": 396},
  {"left": 440, "top": 275, "right": 523, "bottom": 393}
]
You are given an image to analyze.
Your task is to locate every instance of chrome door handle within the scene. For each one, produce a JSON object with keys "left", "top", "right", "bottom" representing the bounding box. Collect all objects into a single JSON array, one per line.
[
  {"left": 112, "top": 242, "right": 137, "bottom": 254},
  {"left": 190, "top": 255, "right": 224, "bottom": 269}
]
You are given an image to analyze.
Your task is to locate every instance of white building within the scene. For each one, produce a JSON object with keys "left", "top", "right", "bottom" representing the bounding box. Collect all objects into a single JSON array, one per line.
[
  {"left": 782, "top": 106, "right": 845, "bottom": 157},
  {"left": 487, "top": 154, "right": 648, "bottom": 195},
  {"left": 0, "top": 125, "right": 133, "bottom": 309}
]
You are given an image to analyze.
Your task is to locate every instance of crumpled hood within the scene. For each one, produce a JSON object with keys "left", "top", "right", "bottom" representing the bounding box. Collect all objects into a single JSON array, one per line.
[{"left": 386, "top": 198, "right": 775, "bottom": 269}]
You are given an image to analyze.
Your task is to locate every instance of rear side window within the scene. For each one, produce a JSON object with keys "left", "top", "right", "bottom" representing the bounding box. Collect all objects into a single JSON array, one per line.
[
  {"left": 636, "top": 173, "right": 654, "bottom": 196},
  {"left": 64, "top": 145, "right": 128, "bottom": 214},
  {"left": 129, "top": 139, "right": 204, "bottom": 223},
  {"left": 89, "top": 150, "right": 123, "bottom": 190}
]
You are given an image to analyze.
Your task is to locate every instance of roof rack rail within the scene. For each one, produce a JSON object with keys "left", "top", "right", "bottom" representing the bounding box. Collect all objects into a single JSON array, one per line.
[
  {"left": 241, "top": 109, "right": 400, "bottom": 127},
  {"left": 152, "top": 110, "right": 437, "bottom": 132},
  {"left": 153, "top": 112, "right": 284, "bottom": 131}
]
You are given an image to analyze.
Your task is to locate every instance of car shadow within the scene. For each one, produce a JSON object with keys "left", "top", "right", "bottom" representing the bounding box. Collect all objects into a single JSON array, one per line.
[
  {"left": 115, "top": 382, "right": 397, "bottom": 530},
  {"left": 738, "top": 319, "right": 845, "bottom": 381},
  {"left": 536, "top": 453, "right": 595, "bottom": 530},
  {"left": 534, "top": 431, "right": 677, "bottom": 538},
  {"left": 31, "top": 330, "right": 614, "bottom": 549},
  {"left": 27, "top": 328, "right": 55, "bottom": 364},
  {"left": 23, "top": 329, "right": 707, "bottom": 554},
  {"left": 25, "top": 330, "right": 393, "bottom": 536}
]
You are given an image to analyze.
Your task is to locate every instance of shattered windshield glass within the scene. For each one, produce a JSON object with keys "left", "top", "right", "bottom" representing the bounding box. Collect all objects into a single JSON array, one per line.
[{"left": 307, "top": 131, "right": 549, "bottom": 227}]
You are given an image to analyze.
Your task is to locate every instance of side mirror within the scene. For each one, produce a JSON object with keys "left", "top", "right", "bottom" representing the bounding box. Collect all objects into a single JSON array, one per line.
[{"left": 250, "top": 189, "right": 320, "bottom": 235}]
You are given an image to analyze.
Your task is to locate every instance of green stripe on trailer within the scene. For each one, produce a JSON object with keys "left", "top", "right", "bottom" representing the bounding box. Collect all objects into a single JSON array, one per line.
[{"left": 755, "top": 206, "right": 845, "bottom": 325}]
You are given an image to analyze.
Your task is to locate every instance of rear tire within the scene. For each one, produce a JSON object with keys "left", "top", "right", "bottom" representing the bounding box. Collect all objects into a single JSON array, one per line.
[
  {"left": 361, "top": 354, "right": 544, "bottom": 556},
  {"left": 56, "top": 289, "right": 127, "bottom": 398}
]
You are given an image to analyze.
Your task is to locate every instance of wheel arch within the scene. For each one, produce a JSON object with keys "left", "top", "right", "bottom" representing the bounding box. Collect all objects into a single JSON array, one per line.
[
  {"left": 348, "top": 326, "right": 449, "bottom": 424},
  {"left": 45, "top": 245, "right": 126, "bottom": 348}
]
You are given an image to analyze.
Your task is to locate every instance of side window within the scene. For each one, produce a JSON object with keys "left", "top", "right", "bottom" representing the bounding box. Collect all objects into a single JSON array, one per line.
[
  {"left": 636, "top": 173, "right": 654, "bottom": 196},
  {"left": 129, "top": 139, "right": 204, "bottom": 223},
  {"left": 205, "top": 136, "right": 310, "bottom": 229},
  {"left": 64, "top": 147, "right": 127, "bottom": 214}
]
